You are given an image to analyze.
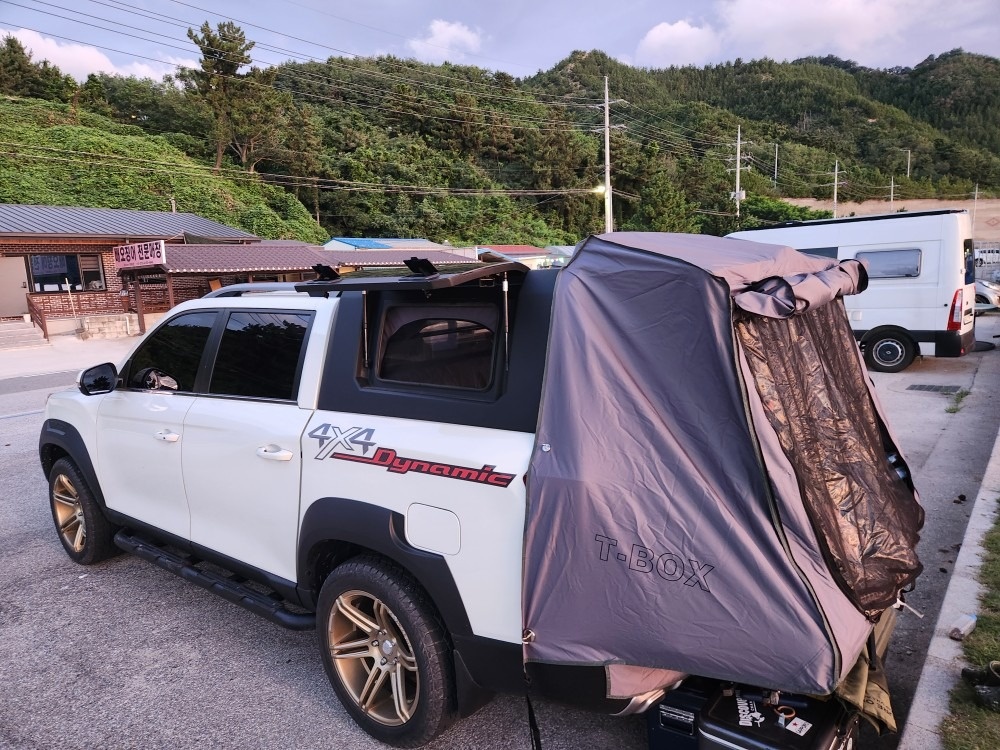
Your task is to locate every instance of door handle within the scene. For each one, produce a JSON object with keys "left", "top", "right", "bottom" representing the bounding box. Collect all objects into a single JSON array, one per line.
[
  {"left": 154, "top": 430, "right": 180, "bottom": 442},
  {"left": 257, "top": 444, "right": 293, "bottom": 461}
]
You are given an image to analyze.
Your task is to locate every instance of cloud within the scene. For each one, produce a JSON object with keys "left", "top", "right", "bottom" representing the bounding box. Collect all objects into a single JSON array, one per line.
[
  {"left": 631, "top": 0, "right": 996, "bottom": 69},
  {"left": 714, "top": 0, "right": 927, "bottom": 62},
  {"left": 5, "top": 28, "right": 195, "bottom": 82},
  {"left": 407, "top": 20, "right": 482, "bottom": 64},
  {"left": 635, "top": 20, "right": 723, "bottom": 67}
]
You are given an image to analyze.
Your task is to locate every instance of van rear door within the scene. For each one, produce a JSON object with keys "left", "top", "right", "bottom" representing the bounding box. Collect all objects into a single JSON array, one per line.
[{"left": 962, "top": 238, "right": 976, "bottom": 335}]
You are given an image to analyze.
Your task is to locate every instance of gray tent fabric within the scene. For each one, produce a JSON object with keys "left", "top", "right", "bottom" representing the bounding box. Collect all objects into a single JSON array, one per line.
[{"left": 522, "top": 232, "right": 921, "bottom": 698}]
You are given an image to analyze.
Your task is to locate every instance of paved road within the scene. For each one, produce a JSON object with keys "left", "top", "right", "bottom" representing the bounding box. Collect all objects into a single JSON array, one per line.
[{"left": 2, "top": 317, "right": 999, "bottom": 749}]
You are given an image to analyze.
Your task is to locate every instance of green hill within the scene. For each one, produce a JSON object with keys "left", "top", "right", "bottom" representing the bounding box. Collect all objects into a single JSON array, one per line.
[{"left": 0, "top": 96, "right": 327, "bottom": 242}]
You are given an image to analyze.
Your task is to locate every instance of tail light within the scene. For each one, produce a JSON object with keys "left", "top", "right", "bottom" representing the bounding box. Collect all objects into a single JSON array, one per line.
[{"left": 947, "top": 288, "right": 963, "bottom": 331}]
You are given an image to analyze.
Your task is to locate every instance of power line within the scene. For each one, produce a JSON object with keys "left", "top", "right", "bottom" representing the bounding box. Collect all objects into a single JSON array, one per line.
[
  {"left": 8, "top": 20, "right": 598, "bottom": 135},
  {"left": 0, "top": 140, "right": 610, "bottom": 197},
  {"left": 102, "top": 0, "right": 603, "bottom": 105},
  {"left": 11, "top": 4, "right": 599, "bottom": 131}
]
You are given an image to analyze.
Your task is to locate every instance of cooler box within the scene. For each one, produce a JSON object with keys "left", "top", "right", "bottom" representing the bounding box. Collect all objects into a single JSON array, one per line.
[
  {"left": 647, "top": 678, "right": 716, "bottom": 750},
  {"left": 697, "top": 687, "right": 860, "bottom": 750}
]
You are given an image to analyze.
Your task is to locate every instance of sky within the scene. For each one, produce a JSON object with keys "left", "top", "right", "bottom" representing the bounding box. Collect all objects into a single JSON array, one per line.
[{"left": 1, "top": 0, "right": 999, "bottom": 83}]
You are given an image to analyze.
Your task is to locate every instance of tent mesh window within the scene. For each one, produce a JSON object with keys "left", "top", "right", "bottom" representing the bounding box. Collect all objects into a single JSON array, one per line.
[{"left": 734, "top": 301, "right": 923, "bottom": 620}]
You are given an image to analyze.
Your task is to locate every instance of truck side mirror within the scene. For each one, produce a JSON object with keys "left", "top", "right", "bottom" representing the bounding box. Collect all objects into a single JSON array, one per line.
[{"left": 78, "top": 363, "right": 119, "bottom": 396}]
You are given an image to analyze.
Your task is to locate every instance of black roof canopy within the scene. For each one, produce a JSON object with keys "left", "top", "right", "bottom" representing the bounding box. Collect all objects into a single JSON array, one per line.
[{"left": 294, "top": 261, "right": 529, "bottom": 295}]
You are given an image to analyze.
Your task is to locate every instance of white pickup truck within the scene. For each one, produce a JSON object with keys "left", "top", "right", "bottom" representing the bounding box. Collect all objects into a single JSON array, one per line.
[{"left": 39, "top": 233, "right": 922, "bottom": 749}]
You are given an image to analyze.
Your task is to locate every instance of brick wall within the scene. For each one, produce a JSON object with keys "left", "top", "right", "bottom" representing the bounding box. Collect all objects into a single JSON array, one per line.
[{"left": 3, "top": 241, "right": 125, "bottom": 319}]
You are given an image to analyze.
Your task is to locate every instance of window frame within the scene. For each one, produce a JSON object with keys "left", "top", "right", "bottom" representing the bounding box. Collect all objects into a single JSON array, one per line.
[
  {"left": 28, "top": 253, "right": 106, "bottom": 293},
  {"left": 374, "top": 303, "right": 500, "bottom": 392},
  {"left": 854, "top": 247, "right": 922, "bottom": 279},
  {"left": 120, "top": 310, "right": 221, "bottom": 394}
]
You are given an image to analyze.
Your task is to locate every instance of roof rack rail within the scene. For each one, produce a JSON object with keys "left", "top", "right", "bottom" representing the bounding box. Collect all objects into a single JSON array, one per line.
[
  {"left": 294, "top": 260, "right": 530, "bottom": 297},
  {"left": 204, "top": 282, "right": 304, "bottom": 298}
]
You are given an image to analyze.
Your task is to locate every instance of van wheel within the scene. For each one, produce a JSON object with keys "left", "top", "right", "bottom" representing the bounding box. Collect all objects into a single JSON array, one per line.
[
  {"left": 48, "top": 457, "right": 118, "bottom": 564},
  {"left": 317, "top": 556, "right": 455, "bottom": 747},
  {"left": 864, "top": 333, "right": 916, "bottom": 373}
]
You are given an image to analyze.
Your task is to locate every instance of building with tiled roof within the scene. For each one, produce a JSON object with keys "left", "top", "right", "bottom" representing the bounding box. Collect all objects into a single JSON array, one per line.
[
  {"left": 318, "top": 249, "right": 474, "bottom": 268},
  {"left": 324, "top": 237, "right": 449, "bottom": 251},
  {"left": 0, "top": 203, "right": 261, "bottom": 336}
]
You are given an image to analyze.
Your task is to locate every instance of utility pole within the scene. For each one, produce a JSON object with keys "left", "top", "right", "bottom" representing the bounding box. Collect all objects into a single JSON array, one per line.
[
  {"left": 603, "top": 76, "right": 613, "bottom": 233},
  {"left": 589, "top": 76, "right": 625, "bottom": 233},
  {"left": 973, "top": 183, "right": 979, "bottom": 234},
  {"left": 773, "top": 143, "right": 778, "bottom": 188},
  {"left": 890, "top": 176, "right": 894, "bottom": 213},
  {"left": 832, "top": 160, "right": 841, "bottom": 218},
  {"left": 900, "top": 148, "right": 911, "bottom": 179},
  {"left": 728, "top": 125, "right": 750, "bottom": 217}
]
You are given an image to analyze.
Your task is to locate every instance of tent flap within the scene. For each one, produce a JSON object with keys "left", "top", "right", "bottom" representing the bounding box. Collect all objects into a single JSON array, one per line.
[{"left": 733, "top": 258, "right": 869, "bottom": 318}]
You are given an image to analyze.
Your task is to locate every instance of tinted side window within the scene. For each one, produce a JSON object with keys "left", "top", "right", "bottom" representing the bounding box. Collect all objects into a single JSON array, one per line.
[
  {"left": 209, "top": 311, "right": 312, "bottom": 400},
  {"left": 855, "top": 248, "right": 921, "bottom": 278},
  {"left": 801, "top": 246, "right": 839, "bottom": 259},
  {"left": 128, "top": 311, "right": 217, "bottom": 391},
  {"left": 378, "top": 306, "right": 497, "bottom": 390}
]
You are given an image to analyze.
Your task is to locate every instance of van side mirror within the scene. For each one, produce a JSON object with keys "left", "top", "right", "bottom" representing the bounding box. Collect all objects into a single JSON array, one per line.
[{"left": 78, "top": 363, "right": 119, "bottom": 396}]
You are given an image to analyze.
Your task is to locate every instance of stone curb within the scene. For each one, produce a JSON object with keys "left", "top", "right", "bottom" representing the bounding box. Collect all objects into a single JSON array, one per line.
[{"left": 898, "top": 428, "right": 1000, "bottom": 749}]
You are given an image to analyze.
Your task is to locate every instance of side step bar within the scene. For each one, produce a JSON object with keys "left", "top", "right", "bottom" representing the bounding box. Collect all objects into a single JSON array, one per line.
[{"left": 114, "top": 530, "right": 316, "bottom": 631}]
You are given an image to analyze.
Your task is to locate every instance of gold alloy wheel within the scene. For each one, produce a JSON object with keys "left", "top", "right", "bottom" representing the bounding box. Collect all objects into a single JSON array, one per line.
[
  {"left": 328, "top": 590, "right": 420, "bottom": 726},
  {"left": 51, "top": 472, "right": 86, "bottom": 553}
]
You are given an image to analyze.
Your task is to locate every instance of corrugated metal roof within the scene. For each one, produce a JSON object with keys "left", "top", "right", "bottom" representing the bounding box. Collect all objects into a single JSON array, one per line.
[
  {"left": 159, "top": 244, "right": 325, "bottom": 273},
  {"left": 378, "top": 238, "right": 447, "bottom": 249},
  {"left": 325, "top": 237, "right": 449, "bottom": 250},
  {"left": 327, "top": 237, "right": 393, "bottom": 249},
  {"left": 0, "top": 203, "right": 257, "bottom": 240}
]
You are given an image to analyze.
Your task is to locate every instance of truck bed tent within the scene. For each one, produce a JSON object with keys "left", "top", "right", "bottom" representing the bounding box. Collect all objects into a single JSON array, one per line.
[{"left": 522, "top": 232, "right": 923, "bottom": 711}]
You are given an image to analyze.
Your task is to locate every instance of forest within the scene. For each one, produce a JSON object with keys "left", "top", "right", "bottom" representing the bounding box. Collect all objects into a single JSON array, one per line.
[{"left": 1, "top": 25, "right": 998, "bottom": 244}]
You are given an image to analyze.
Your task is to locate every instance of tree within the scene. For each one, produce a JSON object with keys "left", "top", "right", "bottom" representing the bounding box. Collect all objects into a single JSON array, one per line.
[
  {"left": 227, "top": 67, "right": 292, "bottom": 173},
  {"left": 0, "top": 35, "right": 75, "bottom": 102},
  {"left": 736, "top": 195, "right": 832, "bottom": 228},
  {"left": 79, "top": 73, "right": 212, "bottom": 147},
  {"left": 282, "top": 104, "right": 324, "bottom": 222},
  {"left": 622, "top": 172, "right": 698, "bottom": 233},
  {"left": 179, "top": 21, "right": 254, "bottom": 171}
]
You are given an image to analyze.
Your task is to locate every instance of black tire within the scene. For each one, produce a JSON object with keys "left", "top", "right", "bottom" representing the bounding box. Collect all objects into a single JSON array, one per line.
[
  {"left": 48, "top": 457, "right": 118, "bottom": 564},
  {"left": 863, "top": 332, "right": 916, "bottom": 373},
  {"left": 317, "top": 556, "right": 455, "bottom": 748},
  {"left": 977, "top": 294, "right": 989, "bottom": 305}
]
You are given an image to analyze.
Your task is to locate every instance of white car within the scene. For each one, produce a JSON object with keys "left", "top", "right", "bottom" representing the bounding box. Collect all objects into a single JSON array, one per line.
[{"left": 976, "top": 279, "right": 1000, "bottom": 310}]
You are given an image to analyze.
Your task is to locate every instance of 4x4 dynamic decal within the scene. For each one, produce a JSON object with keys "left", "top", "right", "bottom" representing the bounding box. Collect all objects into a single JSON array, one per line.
[{"left": 308, "top": 423, "right": 517, "bottom": 488}]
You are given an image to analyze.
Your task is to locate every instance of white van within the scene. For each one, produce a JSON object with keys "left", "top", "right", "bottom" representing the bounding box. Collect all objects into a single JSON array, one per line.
[{"left": 729, "top": 209, "right": 976, "bottom": 372}]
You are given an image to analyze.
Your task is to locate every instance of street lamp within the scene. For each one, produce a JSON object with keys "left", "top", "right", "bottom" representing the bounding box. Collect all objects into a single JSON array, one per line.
[{"left": 591, "top": 185, "right": 610, "bottom": 234}]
